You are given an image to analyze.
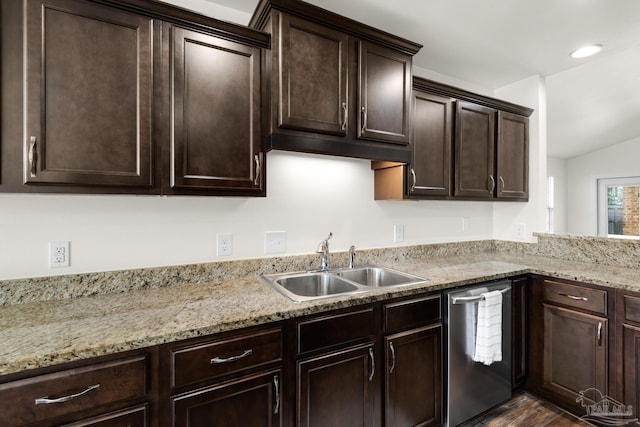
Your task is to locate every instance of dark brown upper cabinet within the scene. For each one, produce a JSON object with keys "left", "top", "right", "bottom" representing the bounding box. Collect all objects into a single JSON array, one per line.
[
  {"left": 358, "top": 41, "right": 411, "bottom": 145},
  {"left": 1, "top": 0, "right": 269, "bottom": 196},
  {"left": 249, "top": 0, "right": 420, "bottom": 163},
  {"left": 373, "top": 77, "right": 533, "bottom": 201},
  {"left": 277, "top": 14, "right": 348, "bottom": 136},
  {"left": 497, "top": 111, "right": 529, "bottom": 199},
  {"left": 454, "top": 101, "right": 496, "bottom": 198},
  {"left": 164, "top": 25, "right": 265, "bottom": 196},
  {"left": 23, "top": 0, "right": 155, "bottom": 190}
]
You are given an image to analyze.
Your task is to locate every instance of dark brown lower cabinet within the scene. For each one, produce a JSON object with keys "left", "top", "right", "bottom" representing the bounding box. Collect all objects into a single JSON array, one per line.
[
  {"left": 621, "top": 323, "right": 640, "bottom": 426},
  {"left": 172, "top": 369, "right": 282, "bottom": 427},
  {"left": 297, "top": 343, "right": 375, "bottom": 427},
  {"left": 512, "top": 276, "right": 528, "bottom": 388},
  {"left": 384, "top": 324, "right": 441, "bottom": 427},
  {"left": 542, "top": 303, "right": 608, "bottom": 410}
]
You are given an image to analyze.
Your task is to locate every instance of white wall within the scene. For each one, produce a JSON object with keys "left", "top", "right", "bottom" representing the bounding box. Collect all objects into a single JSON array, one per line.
[
  {"left": 492, "top": 75, "right": 547, "bottom": 242},
  {"left": 566, "top": 136, "right": 640, "bottom": 235},
  {"left": 0, "top": 152, "right": 497, "bottom": 280},
  {"left": 159, "top": 0, "right": 251, "bottom": 24},
  {"left": 547, "top": 157, "right": 568, "bottom": 233}
]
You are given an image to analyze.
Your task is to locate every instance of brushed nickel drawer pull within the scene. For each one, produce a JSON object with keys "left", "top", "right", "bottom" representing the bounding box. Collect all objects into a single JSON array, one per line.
[
  {"left": 341, "top": 101, "right": 348, "bottom": 131},
  {"left": 273, "top": 375, "right": 280, "bottom": 415},
  {"left": 499, "top": 176, "right": 505, "bottom": 191},
  {"left": 389, "top": 342, "right": 396, "bottom": 374},
  {"left": 368, "top": 347, "right": 375, "bottom": 382},
  {"left": 558, "top": 292, "right": 588, "bottom": 302},
  {"left": 410, "top": 168, "right": 417, "bottom": 192},
  {"left": 597, "top": 322, "right": 603, "bottom": 347},
  {"left": 488, "top": 175, "right": 496, "bottom": 193},
  {"left": 29, "top": 136, "right": 37, "bottom": 177},
  {"left": 211, "top": 349, "right": 252, "bottom": 364},
  {"left": 361, "top": 106, "right": 367, "bottom": 134},
  {"left": 254, "top": 155, "right": 261, "bottom": 186},
  {"left": 35, "top": 384, "right": 100, "bottom": 405}
]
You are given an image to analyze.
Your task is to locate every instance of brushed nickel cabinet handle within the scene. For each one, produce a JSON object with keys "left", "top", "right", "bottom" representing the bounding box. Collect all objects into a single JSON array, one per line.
[
  {"left": 389, "top": 342, "right": 396, "bottom": 374},
  {"left": 273, "top": 375, "right": 280, "bottom": 414},
  {"left": 488, "top": 175, "right": 496, "bottom": 193},
  {"left": 410, "top": 168, "right": 417, "bottom": 192},
  {"left": 361, "top": 106, "right": 367, "bottom": 134},
  {"left": 254, "top": 155, "right": 261, "bottom": 186},
  {"left": 558, "top": 292, "right": 588, "bottom": 302},
  {"left": 597, "top": 322, "right": 603, "bottom": 347},
  {"left": 35, "top": 384, "right": 100, "bottom": 405},
  {"left": 341, "top": 101, "right": 348, "bottom": 131},
  {"left": 499, "top": 176, "right": 505, "bottom": 191},
  {"left": 211, "top": 349, "right": 252, "bottom": 364},
  {"left": 368, "top": 347, "right": 375, "bottom": 382},
  {"left": 29, "top": 136, "right": 37, "bottom": 177}
]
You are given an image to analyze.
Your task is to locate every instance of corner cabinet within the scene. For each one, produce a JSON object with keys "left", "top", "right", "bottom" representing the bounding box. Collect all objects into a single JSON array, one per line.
[
  {"left": 163, "top": 25, "right": 265, "bottom": 196},
  {"left": 616, "top": 290, "right": 640, "bottom": 426},
  {"left": 249, "top": 0, "right": 420, "bottom": 163},
  {"left": 1, "top": 0, "right": 268, "bottom": 196},
  {"left": 373, "top": 77, "right": 532, "bottom": 201}
]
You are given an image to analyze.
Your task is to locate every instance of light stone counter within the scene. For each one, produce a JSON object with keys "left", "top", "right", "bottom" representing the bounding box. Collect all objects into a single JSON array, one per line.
[{"left": 1, "top": 238, "right": 639, "bottom": 376}]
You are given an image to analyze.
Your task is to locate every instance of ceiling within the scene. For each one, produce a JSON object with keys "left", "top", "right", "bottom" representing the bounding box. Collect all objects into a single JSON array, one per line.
[{"left": 207, "top": 0, "right": 640, "bottom": 159}]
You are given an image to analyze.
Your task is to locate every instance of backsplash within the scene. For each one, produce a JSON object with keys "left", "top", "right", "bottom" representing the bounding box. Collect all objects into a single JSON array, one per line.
[
  {"left": 497, "top": 233, "right": 640, "bottom": 269},
  {"left": 2, "top": 234, "right": 638, "bottom": 307},
  {"left": 0, "top": 240, "right": 497, "bottom": 307}
]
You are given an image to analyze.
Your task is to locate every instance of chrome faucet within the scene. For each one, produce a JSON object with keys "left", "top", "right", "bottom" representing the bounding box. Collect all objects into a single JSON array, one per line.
[
  {"left": 316, "top": 232, "right": 332, "bottom": 271},
  {"left": 348, "top": 245, "right": 356, "bottom": 268}
]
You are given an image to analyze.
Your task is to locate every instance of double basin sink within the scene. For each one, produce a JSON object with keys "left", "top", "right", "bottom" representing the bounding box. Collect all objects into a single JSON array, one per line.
[{"left": 261, "top": 266, "right": 428, "bottom": 302}]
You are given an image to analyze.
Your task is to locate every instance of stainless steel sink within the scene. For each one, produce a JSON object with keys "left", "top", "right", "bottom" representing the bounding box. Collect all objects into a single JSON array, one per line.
[
  {"left": 261, "top": 266, "right": 427, "bottom": 302},
  {"left": 335, "top": 267, "right": 425, "bottom": 287}
]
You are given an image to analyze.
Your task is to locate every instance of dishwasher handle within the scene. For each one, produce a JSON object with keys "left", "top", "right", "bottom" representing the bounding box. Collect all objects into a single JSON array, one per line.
[{"left": 451, "top": 287, "right": 510, "bottom": 305}]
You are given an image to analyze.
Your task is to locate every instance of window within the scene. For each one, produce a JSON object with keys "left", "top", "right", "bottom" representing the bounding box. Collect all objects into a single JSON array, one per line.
[{"left": 597, "top": 177, "right": 640, "bottom": 239}]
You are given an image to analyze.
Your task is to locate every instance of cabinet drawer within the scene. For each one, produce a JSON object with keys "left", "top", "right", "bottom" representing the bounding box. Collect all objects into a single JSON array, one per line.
[
  {"left": 624, "top": 295, "right": 640, "bottom": 324},
  {"left": 544, "top": 279, "right": 607, "bottom": 315},
  {"left": 297, "top": 307, "right": 375, "bottom": 355},
  {"left": 171, "top": 328, "right": 282, "bottom": 389},
  {"left": 0, "top": 355, "right": 148, "bottom": 426},
  {"left": 383, "top": 295, "right": 440, "bottom": 334},
  {"left": 62, "top": 404, "right": 147, "bottom": 427}
]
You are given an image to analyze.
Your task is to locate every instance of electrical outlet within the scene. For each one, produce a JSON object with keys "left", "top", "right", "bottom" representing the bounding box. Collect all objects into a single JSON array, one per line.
[
  {"left": 514, "top": 223, "right": 526, "bottom": 239},
  {"left": 49, "top": 241, "right": 70, "bottom": 268},
  {"left": 216, "top": 233, "right": 233, "bottom": 256},
  {"left": 265, "top": 231, "right": 286, "bottom": 254},
  {"left": 394, "top": 224, "right": 404, "bottom": 242},
  {"left": 462, "top": 217, "right": 470, "bottom": 233}
]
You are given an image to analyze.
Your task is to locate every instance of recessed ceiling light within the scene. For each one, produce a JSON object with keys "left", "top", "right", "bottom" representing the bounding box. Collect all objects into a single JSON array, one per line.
[{"left": 570, "top": 44, "right": 603, "bottom": 58}]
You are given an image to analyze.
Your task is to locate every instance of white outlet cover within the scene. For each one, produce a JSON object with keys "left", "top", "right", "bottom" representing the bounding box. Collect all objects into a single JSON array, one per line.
[
  {"left": 49, "top": 241, "right": 70, "bottom": 268},
  {"left": 394, "top": 224, "right": 404, "bottom": 242},
  {"left": 216, "top": 233, "right": 233, "bottom": 256},
  {"left": 514, "top": 223, "right": 526, "bottom": 239},
  {"left": 264, "top": 231, "right": 286, "bottom": 254}
]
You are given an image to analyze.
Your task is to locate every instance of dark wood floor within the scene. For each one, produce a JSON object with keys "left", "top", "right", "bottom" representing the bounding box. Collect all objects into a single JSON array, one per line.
[{"left": 459, "top": 392, "right": 592, "bottom": 426}]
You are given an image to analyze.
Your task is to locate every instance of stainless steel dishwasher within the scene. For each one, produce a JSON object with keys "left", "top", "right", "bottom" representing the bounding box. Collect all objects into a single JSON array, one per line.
[{"left": 444, "top": 280, "right": 512, "bottom": 427}]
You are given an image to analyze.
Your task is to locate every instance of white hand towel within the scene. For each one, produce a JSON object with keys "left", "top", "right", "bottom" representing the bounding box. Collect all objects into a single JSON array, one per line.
[{"left": 473, "top": 290, "right": 503, "bottom": 366}]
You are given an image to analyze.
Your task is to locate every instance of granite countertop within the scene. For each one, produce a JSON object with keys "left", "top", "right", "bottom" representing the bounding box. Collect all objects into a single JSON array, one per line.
[{"left": 1, "top": 250, "right": 639, "bottom": 376}]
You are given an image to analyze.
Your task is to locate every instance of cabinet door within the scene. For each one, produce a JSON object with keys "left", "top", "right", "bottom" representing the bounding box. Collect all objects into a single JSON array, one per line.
[
  {"left": 278, "top": 14, "right": 348, "bottom": 135},
  {"left": 172, "top": 370, "right": 282, "bottom": 427},
  {"left": 24, "top": 0, "right": 154, "bottom": 188},
  {"left": 543, "top": 304, "right": 607, "bottom": 408},
  {"left": 385, "top": 325, "right": 441, "bottom": 427},
  {"left": 621, "top": 323, "right": 640, "bottom": 426},
  {"left": 454, "top": 101, "right": 496, "bottom": 198},
  {"left": 497, "top": 111, "right": 528, "bottom": 200},
  {"left": 407, "top": 92, "right": 452, "bottom": 198},
  {"left": 170, "top": 26, "right": 263, "bottom": 194},
  {"left": 358, "top": 41, "right": 411, "bottom": 144},
  {"left": 297, "top": 344, "right": 375, "bottom": 427}
]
